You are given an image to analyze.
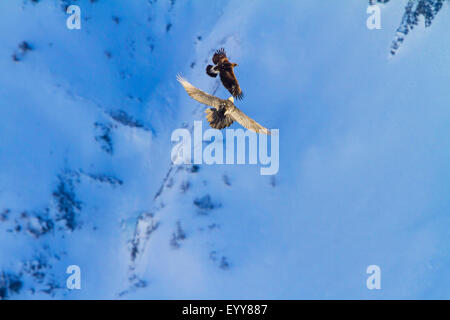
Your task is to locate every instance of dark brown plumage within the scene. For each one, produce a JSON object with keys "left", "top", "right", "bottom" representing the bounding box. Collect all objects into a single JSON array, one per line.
[{"left": 206, "top": 48, "right": 244, "bottom": 100}]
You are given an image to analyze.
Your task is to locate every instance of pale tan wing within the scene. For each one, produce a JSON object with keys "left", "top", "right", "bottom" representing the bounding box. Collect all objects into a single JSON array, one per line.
[
  {"left": 177, "top": 75, "right": 223, "bottom": 109},
  {"left": 226, "top": 105, "right": 271, "bottom": 135}
]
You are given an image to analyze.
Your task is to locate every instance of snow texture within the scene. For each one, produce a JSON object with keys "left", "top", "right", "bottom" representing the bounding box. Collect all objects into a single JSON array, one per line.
[{"left": 0, "top": 0, "right": 449, "bottom": 299}]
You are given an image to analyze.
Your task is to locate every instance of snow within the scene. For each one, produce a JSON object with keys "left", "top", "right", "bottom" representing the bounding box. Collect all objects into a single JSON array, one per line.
[{"left": 0, "top": 0, "right": 449, "bottom": 299}]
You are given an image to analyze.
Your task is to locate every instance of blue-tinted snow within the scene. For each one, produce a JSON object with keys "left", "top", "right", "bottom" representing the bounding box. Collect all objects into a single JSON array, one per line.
[{"left": 0, "top": 0, "right": 449, "bottom": 299}]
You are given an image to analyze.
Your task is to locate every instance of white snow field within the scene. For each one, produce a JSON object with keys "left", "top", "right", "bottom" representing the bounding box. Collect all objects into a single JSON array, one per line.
[{"left": 0, "top": 0, "right": 449, "bottom": 299}]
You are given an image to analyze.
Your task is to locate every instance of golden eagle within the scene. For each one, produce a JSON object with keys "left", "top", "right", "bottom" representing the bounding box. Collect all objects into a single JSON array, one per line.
[
  {"left": 206, "top": 48, "right": 244, "bottom": 100},
  {"left": 177, "top": 75, "right": 269, "bottom": 134}
]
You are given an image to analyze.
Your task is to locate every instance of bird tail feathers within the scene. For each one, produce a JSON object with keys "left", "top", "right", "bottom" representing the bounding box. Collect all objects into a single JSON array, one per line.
[{"left": 205, "top": 108, "right": 234, "bottom": 129}]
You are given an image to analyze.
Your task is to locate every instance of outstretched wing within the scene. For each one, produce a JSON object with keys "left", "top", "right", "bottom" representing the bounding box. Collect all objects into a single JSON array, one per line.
[
  {"left": 177, "top": 75, "right": 223, "bottom": 109},
  {"left": 228, "top": 80, "right": 244, "bottom": 100},
  {"left": 219, "top": 66, "right": 244, "bottom": 100},
  {"left": 226, "top": 106, "right": 270, "bottom": 135},
  {"left": 212, "top": 48, "right": 227, "bottom": 65}
]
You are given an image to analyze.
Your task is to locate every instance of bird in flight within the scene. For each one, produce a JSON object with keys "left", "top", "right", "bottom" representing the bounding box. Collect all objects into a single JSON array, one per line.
[
  {"left": 206, "top": 48, "right": 244, "bottom": 100},
  {"left": 177, "top": 75, "right": 270, "bottom": 135}
]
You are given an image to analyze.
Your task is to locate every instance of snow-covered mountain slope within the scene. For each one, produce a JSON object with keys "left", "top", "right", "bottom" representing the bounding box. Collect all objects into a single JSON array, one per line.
[{"left": 0, "top": 0, "right": 449, "bottom": 299}]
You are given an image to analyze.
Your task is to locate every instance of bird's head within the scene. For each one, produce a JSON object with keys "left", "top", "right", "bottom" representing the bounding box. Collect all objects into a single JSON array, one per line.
[
  {"left": 227, "top": 96, "right": 235, "bottom": 103},
  {"left": 232, "top": 63, "right": 238, "bottom": 68}
]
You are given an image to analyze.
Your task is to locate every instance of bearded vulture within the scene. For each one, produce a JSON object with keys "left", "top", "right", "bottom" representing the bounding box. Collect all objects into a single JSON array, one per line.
[
  {"left": 206, "top": 48, "right": 244, "bottom": 100},
  {"left": 177, "top": 75, "right": 269, "bottom": 135}
]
